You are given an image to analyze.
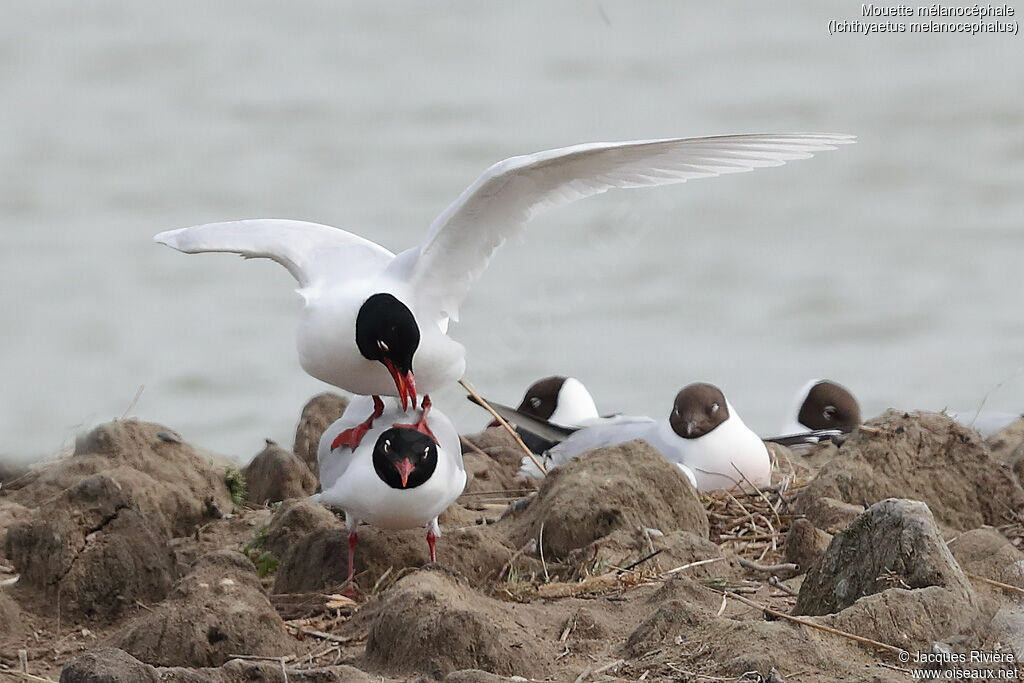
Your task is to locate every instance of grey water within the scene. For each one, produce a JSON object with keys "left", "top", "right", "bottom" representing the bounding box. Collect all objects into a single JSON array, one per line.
[{"left": 2, "top": 2, "right": 1022, "bottom": 463}]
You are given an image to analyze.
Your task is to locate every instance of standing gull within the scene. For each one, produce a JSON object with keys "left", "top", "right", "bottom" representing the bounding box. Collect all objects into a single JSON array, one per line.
[{"left": 311, "top": 396, "right": 466, "bottom": 587}]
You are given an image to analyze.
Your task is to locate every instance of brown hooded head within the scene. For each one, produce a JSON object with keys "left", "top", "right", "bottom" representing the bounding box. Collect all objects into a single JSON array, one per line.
[
  {"left": 798, "top": 380, "right": 860, "bottom": 432},
  {"left": 516, "top": 376, "right": 567, "bottom": 420},
  {"left": 670, "top": 383, "right": 729, "bottom": 439}
]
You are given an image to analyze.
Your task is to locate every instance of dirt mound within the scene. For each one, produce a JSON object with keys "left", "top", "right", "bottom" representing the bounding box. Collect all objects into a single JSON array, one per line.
[
  {"left": 793, "top": 495, "right": 864, "bottom": 534},
  {"left": 988, "top": 417, "right": 1024, "bottom": 460},
  {"left": 792, "top": 411, "right": 1024, "bottom": 531},
  {"left": 460, "top": 427, "right": 525, "bottom": 473},
  {"left": 988, "top": 418, "right": 1024, "bottom": 489},
  {"left": 1, "top": 590, "right": 25, "bottom": 638},
  {"left": 796, "top": 498, "right": 982, "bottom": 648},
  {"left": 292, "top": 393, "right": 349, "bottom": 479},
  {"left": 242, "top": 442, "right": 317, "bottom": 505},
  {"left": 625, "top": 580, "right": 847, "bottom": 679},
  {"left": 364, "top": 567, "right": 539, "bottom": 679},
  {"left": 0, "top": 459, "right": 29, "bottom": 485},
  {"left": 784, "top": 518, "right": 832, "bottom": 573},
  {"left": 0, "top": 499, "right": 30, "bottom": 562},
  {"left": 461, "top": 450, "right": 521, "bottom": 495},
  {"left": 60, "top": 647, "right": 160, "bottom": 682},
  {"left": 503, "top": 440, "right": 707, "bottom": 560},
  {"left": 261, "top": 499, "right": 337, "bottom": 560},
  {"left": 563, "top": 527, "right": 736, "bottom": 581},
  {"left": 272, "top": 512, "right": 519, "bottom": 593},
  {"left": 948, "top": 528, "right": 1024, "bottom": 593},
  {"left": 4, "top": 419, "right": 232, "bottom": 537},
  {"left": 60, "top": 647, "right": 386, "bottom": 683},
  {"left": 117, "top": 550, "right": 297, "bottom": 667},
  {"left": 5, "top": 474, "right": 176, "bottom": 619}
]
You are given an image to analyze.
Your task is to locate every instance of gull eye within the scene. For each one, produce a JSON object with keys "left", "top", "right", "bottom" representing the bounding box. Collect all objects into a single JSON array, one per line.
[
  {"left": 823, "top": 406, "right": 836, "bottom": 421},
  {"left": 530, "top": 397, "right": 542, "bottom": 409},
  {"left": 711, "top": 403, "right": 719, "bottom": 414},
  {"left": 383, "top": 439, "right": 390, "bottom": 453},
  {"left": 423, "top": 447, "right": 430, "bottom": 455},
  {"left": 377, "top": 339, "right": 389, "bottom": 353},
  {"left": 673, "top": 407, "right": 680, "bottom": 417}
]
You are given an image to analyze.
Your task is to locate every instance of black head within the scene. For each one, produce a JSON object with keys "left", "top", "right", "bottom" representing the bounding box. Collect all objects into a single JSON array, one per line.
[
  {"left": 670, "top": 383, "right": 730, "bottom": 439},
  {"left": 516, "top": 376, "right": 567, "bottom": 420},
  {"left": 372, "top": 427, "right": 438, "bottom": 490},
  {"left": 798, "top": 380, "right": 861, "bottom": 432},
  {"left": 355, "top": 293, "right": 420, "bottom": 409}
]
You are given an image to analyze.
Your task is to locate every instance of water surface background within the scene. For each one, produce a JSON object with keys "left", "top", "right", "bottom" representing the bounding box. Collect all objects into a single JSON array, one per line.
[{"left": 3, "top": 2, "right": 1022, "bottom": 462}]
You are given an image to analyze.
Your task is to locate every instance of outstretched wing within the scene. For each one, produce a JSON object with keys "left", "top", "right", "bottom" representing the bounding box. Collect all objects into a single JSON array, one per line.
[
  {"left": 155, "top": 219, "right": 394, "bottom": 289},
  {"left": 399, "top": 133, "right": 855, "bottom": 320}
]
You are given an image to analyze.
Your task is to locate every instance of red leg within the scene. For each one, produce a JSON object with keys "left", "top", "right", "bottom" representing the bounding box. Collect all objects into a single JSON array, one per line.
[
  {"left": 426, "top": 529, "right": 437, "bottom": 563},
  {"left": 396, "top": 395, "right": 438, "bottom": 444},
  {"left": 331, "top": 396, "right": 385, "bottom": 450},
  {"left": 347, "top": 531, "right": 358, "bottom": 584}
]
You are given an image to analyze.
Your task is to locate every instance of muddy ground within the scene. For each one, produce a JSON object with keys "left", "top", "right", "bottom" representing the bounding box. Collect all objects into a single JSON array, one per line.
[{"left": 2, "top": 398, "right": 1024, "bottom": 682}]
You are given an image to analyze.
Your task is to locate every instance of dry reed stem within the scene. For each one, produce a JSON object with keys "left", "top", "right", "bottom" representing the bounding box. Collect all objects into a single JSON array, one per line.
[
  {"left": 459, "top": 380, "right": 547, "bottom": 475},
  {"left": 459, "top": 435, "right": 489, "bottom": 459},
  {"left": 716, "top": 589, "right": 906, "bottom": 657},
  {"left": 966, "top": 572, "right": 1024, "bottom": 595}
]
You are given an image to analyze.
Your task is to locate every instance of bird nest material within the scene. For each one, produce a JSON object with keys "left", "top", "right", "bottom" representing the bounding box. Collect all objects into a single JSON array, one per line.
[{"left": 704, "top": 480, "right": 807, "bottom": 565}]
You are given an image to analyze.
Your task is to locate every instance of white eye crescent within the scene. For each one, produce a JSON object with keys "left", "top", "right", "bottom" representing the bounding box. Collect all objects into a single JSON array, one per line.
[
  {"left": 711, "top": 403, "right": 719, "bottom": 414},
  {"left": 383, "top": 439, "right": 390, "bottom": 452},
  {"left": 530, "top": 397, "right": 542, "bottom": 409},
  {"left": 423, "top": 447, "right": 430, "bottom": 455},
  {"left": 377, "top": 340, "right": 389, "bottom": 352},
  {"left": 823, "top": 406, "right": 836, "bottom": 421}
]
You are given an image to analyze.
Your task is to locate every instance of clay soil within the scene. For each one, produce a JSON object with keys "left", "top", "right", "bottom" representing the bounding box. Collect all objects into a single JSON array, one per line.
[{"left": 2, "top": 402, "right": 1024, "bottom": 682}]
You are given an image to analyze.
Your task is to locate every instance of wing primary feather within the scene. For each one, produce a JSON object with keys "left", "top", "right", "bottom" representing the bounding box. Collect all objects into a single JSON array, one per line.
[
  {"left": 465, "top": 395, "right": 577, "bottom": 443},
  {"left": 404, "top": 133, "right": 855, "bottom": 319}
]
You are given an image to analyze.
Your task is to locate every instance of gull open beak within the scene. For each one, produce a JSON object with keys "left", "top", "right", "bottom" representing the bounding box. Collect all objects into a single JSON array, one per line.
[
  {"left": 395, "top": 458, "right": 415, "bottom": 488},
  {"left": 383, "top": 360, "right": 417, "bottom": 410}
]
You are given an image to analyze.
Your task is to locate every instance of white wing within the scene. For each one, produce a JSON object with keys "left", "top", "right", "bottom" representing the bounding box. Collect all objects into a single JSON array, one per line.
[
  {"left": 519, "top": 416, "right": 659, "bottom": 479},
  {"left": 155, "top": 219, "right": 394, "bottom": 289},
  {"left": 316, "top": 396, "right": 380, "bottom": 493},
  {"left": 401, "top": 133, "right": 855, "bottom": 319}
]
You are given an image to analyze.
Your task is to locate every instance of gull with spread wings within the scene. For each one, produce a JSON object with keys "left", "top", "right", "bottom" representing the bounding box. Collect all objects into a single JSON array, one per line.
[{"left": 155, "top": 133, "right": 854, "bottom": 447}]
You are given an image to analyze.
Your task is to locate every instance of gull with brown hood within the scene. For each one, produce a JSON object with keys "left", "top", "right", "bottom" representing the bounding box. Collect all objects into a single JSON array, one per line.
[
  {"left": 779, "top": 379, "right": 861, "bottom": 439},
  {"left": 510, "top": 382, "right": 772, "bottom": 491}
]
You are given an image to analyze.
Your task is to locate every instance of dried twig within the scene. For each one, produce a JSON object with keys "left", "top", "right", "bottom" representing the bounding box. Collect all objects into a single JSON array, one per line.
[
  {"left": 497, "top": 539, "right": 537, "bottom": 582},
  {"left": 574, "top": 658, "right": 625, "bottom": 681},
  {"left": 617, "top": 549, "right": 664, "bottom": 574},
  {"left": 662, "top": 557, "right": 723, "bottom": 576},
  {"left": 0, "top": 666, "right": 58, "bottom": 683},
  {"left": 285, "top": 626, "right": 355, "bottom": 644},
  {"left": 732, "top": 463, "right": 782, "bottom": 529},
  {"left": 371, "top": 566, "right": 394, "bottom": 595},
  {"left": 121, "top": 384, "right": 145, "bottom": 419},
  {"left": 966, "top": 572, "right": 1024, "bottom": 595},
  {"left": 737, "top": 558, "right": 798, "bottom": 576},
  {"left": 228, "top": 654, "right": 297, "bottom": 663},
  {"left": 459, "top": 435, "right": 489, "bottom": 459},
  {"left": 539, "top": 521, "right": 550, "bottom": 582},
  {"left": 768, "top": 575, "right": 798, "bottom": 597},
  {"left": 718, "top": 590, "right": 906, "bottom": 656},
  {"left": 459, "top": 380, "right": 547, "bottom": 475}
]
